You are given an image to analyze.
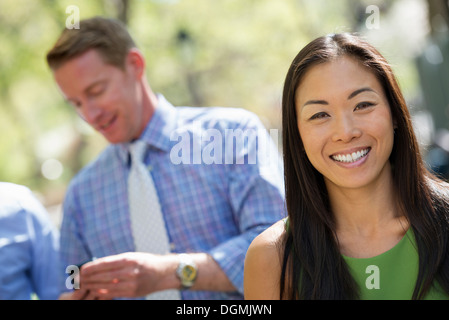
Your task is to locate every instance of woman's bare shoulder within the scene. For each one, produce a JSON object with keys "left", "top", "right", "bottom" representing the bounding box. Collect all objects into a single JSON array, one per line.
[
  {"left": 250, "top": 219, "right": 287, "bottom": 253},
  {"left": 244, "top": 219, "right": 287, "bottom": 299}
]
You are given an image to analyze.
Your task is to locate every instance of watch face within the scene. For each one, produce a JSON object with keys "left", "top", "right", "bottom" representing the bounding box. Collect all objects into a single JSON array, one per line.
[{"left": 182, "top": 265, "right": 197, "bottom": 281}]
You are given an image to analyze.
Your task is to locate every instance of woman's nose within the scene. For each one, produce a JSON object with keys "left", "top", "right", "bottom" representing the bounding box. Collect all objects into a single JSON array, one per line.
[{"left": 331, "top": 114, "right": 362, "bottom": 143}]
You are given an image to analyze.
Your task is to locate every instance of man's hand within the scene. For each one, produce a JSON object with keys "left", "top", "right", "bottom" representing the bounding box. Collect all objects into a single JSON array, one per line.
[
  {"left": 79, "top": 252, "right": 180, "bottom": 299},
  {"left": 58, "top": 288, "right": 100, "bottom": 300},
  {"left": 77, "top": 252, "right": 235, "bottom": 299}
]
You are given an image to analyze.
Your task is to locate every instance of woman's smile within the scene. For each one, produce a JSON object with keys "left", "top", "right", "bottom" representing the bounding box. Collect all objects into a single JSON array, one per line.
[{"left": 330, "top": 147, "right": 371, "bottom": 168}]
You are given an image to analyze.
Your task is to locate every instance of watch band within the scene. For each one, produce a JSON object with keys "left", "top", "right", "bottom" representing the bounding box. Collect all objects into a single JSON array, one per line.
[{"left": 176, "top": 254, "right": 198, "bottom": 289}]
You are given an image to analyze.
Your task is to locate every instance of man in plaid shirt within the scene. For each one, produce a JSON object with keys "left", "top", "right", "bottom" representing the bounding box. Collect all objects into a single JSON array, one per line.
[{"left": 47, "top": 16, "right": 285, "bottom": 300}]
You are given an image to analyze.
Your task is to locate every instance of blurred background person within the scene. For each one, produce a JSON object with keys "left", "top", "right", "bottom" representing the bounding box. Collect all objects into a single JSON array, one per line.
[
  {"left": 46, "top": 16, "right": 285, "bottom": 300},
  {"left": 0, "top": 182, "right": 60, "bottom": 300}
]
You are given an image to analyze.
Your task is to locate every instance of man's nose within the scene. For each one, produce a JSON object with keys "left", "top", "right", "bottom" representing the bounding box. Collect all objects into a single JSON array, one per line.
[{"left": 79, "top": 101, "right": 102, "bottom": 124}]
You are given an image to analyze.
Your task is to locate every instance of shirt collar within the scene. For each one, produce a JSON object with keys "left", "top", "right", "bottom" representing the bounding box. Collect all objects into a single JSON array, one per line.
[{"left": 116, "top": 94, "right": 178, "bottom": 164}]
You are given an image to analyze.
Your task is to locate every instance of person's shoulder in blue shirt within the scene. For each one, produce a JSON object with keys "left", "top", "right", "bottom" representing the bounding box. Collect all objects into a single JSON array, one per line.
[{"left": 0, "top": 182, "right": 60, "bottom": 300}]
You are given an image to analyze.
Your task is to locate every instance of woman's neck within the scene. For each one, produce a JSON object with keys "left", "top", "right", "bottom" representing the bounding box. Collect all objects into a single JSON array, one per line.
[
  {"left": 327, "top": 163, "right": 400, "bottom": 233},
  {"left": 325, "top": 163, "right": 409, "bottom": 257}
]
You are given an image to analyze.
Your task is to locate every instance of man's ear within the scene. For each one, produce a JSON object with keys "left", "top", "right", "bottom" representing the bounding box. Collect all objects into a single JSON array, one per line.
[{"left": 125, "top": 48, "right": 145, "bottom": 79}]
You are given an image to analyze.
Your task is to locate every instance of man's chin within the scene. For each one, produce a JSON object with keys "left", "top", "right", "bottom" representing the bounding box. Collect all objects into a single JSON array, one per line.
[{"left": 102, "top": 134, "right": 129, "bottom": 145}]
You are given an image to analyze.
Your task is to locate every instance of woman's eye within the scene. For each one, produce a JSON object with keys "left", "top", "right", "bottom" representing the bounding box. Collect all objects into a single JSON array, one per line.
[
  {"left": 355, "top": 102, "right": 376, "bottom": 111},
  {"left": 309, "top": 112, "right": 329, "bottom": 120}
]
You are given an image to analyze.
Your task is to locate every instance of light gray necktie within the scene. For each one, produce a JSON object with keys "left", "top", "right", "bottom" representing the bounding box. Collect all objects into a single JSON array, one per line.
[{"left": 128, "top": 140, "right": 181, "bottom": 300}]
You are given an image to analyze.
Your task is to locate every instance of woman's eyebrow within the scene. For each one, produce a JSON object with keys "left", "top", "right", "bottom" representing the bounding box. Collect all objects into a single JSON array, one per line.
[
  {"left": 347, "top": 87, "right": 376, "bottom": 100},
  {"left": 302, "top": 99, "right": 329, "bottom": 107}
]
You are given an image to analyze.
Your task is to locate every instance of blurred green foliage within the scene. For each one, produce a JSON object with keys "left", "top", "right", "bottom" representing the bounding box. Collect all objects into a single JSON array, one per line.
[{"left": 0, "top": 0, "right": 425, "bottom": 208}]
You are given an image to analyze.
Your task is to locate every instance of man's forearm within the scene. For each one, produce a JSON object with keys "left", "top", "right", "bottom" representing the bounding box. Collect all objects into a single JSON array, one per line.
[{"left": 160, "top": 253, "right": 236, "bottom": 292}]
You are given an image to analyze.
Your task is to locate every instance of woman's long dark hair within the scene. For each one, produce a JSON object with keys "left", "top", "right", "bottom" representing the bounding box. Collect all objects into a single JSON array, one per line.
[{"left": 280, "top": 33, "right": 449, "bottom": 299}]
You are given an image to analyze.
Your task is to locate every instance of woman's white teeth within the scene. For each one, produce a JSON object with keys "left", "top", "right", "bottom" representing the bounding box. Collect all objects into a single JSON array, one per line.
[{"left": 332, "top": 149, "right": 369, "bottom": 163}]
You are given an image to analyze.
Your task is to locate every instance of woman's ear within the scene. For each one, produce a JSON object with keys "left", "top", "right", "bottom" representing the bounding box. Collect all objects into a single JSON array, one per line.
[{"left": 125, "top": 48, "right": 146, "bottom": 79}]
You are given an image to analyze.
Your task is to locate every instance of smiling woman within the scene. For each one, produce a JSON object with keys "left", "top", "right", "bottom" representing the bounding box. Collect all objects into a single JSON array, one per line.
[
  {"left": 244, "top": 33, "right": 449, "bottom": 300},
  {"left": 296, "top": 56, "right": 395, "bottom": 191}
]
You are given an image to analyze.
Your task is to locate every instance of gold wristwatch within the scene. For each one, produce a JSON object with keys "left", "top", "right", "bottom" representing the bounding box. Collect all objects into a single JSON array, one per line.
[{"left": 176, "top": 254, "right": 198, "bottom": 289}]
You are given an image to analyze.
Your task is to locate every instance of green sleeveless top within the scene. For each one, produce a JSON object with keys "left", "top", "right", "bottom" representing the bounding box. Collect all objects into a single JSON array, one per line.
[
  {"left": 343, "top": 228, "right": 448, "bottom": 300},
  {"left": 284, "top": 219, "right": 448, "bottom": 299}
]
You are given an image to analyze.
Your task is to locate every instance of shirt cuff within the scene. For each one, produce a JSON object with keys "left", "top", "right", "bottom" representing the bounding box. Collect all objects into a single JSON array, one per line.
[{"left": 207, "top": 227, "right": 265, "bottom": 295}]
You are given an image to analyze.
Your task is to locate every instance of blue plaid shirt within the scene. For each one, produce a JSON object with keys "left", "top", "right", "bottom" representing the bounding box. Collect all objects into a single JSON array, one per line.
[{"left": 60, "top": 95, "right": 285, "bottom": 299}]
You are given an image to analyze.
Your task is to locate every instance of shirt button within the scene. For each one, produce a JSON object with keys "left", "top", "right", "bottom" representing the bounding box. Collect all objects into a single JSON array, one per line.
[{"left": 170, "top": 242, "right": 176, "bottom": 251}]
